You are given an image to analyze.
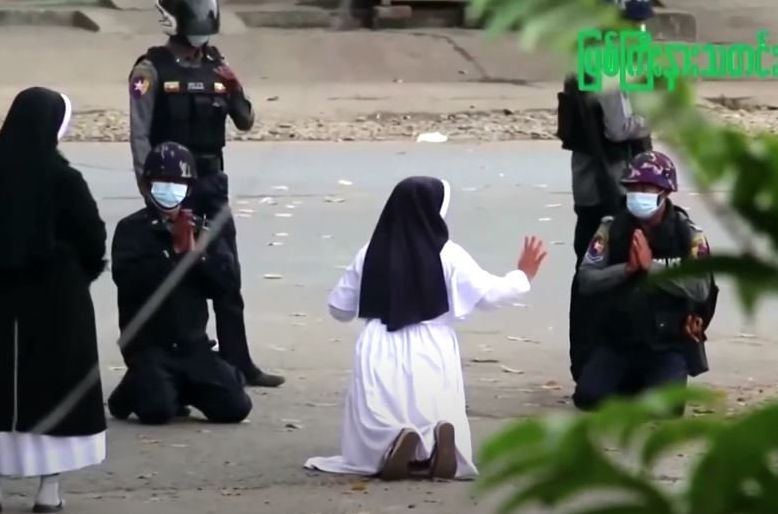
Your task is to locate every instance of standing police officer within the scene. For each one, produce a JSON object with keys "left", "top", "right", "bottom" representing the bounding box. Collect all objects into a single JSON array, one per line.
[
  {"left": 129, "top": 0, "right": 284, "bottom": 387},
  {"left": 557, "top": 0, "right": 655, "bottom": 383},
  {"left": 572, "top": 151, "right": 714, "bottom": 415}
]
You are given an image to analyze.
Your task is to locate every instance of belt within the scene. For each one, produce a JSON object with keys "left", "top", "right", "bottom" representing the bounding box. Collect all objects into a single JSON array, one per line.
[{"left": 194, "top": 154, "right": 223, "bottom": 176}]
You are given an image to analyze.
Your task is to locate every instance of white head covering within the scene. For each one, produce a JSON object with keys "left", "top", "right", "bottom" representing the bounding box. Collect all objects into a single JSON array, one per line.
[
  {"left": 57, "top": 93, "right": 72, "bottom": 141},
  {"left": 439, "top": 178, "right": 451, "bottom": 218}
]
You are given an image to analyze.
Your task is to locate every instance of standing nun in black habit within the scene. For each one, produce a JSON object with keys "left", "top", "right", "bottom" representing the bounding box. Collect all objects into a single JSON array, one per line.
[
  {"left": 305, "top": 176, "right": 547, "bottom": 481},
  {"left": 0, "top": 87, "right": 108, "bottom": 512}
]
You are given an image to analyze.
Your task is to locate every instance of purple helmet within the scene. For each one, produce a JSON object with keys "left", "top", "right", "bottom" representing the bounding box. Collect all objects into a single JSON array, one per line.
[
  {"left": 142, "top": 141, "right": 197, "bottom": 182},
  {"left": 621, "top": 150, "right": 678, "bottom": 192}
]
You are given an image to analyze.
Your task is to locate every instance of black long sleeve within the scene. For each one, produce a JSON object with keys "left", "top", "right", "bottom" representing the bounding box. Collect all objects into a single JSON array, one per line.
[
  {"left": 57, "top": 168, "right": 107, "bottom": 282},
  {"left": 111, "top": 217, "right": 176, "bottom": 304}
]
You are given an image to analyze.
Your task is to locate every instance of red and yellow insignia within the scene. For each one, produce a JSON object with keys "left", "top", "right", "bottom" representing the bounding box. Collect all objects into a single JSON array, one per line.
[
  {"left": 164, "top": 81, "right": 180, "bottom": 93},
  {"left": 214, "top": 82, "right": 226, "bottom": 93},
  {"left": 691, "top": 235, "right": 710, "bottom": 259}
]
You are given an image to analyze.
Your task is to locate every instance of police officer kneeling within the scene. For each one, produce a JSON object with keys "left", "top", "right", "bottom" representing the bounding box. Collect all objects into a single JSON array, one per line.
[
  {"left": 572, "top": 151, "right": 715, "bottom": 414},
  {"left": 108, "top": 142, "right": 252, "bottom": 425}
]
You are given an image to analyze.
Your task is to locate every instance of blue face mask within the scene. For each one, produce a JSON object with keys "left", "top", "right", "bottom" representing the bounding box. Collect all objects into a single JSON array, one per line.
[
  {"left": 150, "top": 181, "right": 188, "bottom": 210},
  {"left": 626, "top": 192, "right": 662, "bottom": 219}
]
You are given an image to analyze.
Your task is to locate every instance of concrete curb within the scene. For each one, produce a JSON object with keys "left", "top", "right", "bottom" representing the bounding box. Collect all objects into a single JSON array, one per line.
[
  {"left": 76, "top": 8, "right": 131, "bottom": 32},
  {"left": 0, "top": 8, "right": 84, "bottom": 29},
  {"left": 0, "top": 7, "right": 124, "bottom": 31},
  {"left": 220, "top": 10, "right": 249, "bottom": 34},
  {"left": 102, "top": 0, "right": 336, "bottom": 30},
  {"left": 99, "top": 0, "right": 149, "bottom": 10},
  {"left": 234, "top": 7, "right": 334, "bottom": 29},
  {"left": 0, "top": 6, "right": 247, "bottom": 33},
  {"left": 649, "top": 9, "right": 697, "bottom": 41},
  {"left": 0, "top": 3, "right": 698, "bottom": 35}
]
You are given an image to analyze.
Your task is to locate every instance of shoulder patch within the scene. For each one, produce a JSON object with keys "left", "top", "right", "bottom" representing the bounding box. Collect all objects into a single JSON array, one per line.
[
  {"left": 584, "top": 221, "right": 611, "bottom": 263},
  {"left": 130, "top": 75, "right": 150, "bottom": 98},
  {"left": 129, "top": 64, "right": 154, "bottom": 99},
  {"left": 586, "top": 235, "right": 606, "bottom": 262},
  {"left": 690, "top": 231, "right": 710, "bottom": 259}
]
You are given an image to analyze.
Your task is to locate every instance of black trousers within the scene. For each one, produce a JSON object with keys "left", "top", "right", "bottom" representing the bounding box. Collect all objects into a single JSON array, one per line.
[
  {"left": 569, "top": 204, "right": 613, "bottom": 382},
  {"left": 108, "top": 346, "right": 252, "bottom": 425},
  {"left": 572, "top": 345, "right": 688, "bottom": 416},
  {"left": 183, "top": 171, "right": 257, "bottom": 374}
]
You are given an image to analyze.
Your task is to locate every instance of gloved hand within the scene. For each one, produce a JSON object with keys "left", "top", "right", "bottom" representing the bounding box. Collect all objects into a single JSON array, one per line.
[
  {"left": 684, "top": 314, "right": 704, "bottom": 343},
  {"left": 172, "top": 209, "right": 196, "bottom": 254},
  {"left": 215, "top": 63, "right": 243, "bottom": 94}
]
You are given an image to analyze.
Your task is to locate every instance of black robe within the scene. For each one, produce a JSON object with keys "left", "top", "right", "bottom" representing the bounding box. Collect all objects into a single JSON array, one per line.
[{"left": 0, "top": 88, "right": 107, "bottom": 437}]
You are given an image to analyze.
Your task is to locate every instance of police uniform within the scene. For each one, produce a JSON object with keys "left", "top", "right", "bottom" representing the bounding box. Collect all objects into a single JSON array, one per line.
[
  {"left": 561, "top": 15, "right": 654, "bottom": 382},
  {"left": 572, "top": 201, "right": 713, "bottom": 413},
  {"left": 128, "top": 37, "right": 264, "bottom": 382},
  {"left": 107, "top": 207, "right": 252, "bottom": 425}
]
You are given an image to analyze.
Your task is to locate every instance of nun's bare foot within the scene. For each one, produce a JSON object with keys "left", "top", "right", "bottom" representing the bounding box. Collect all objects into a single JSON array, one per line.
[{"left": 379, "top": 429, "right": 421, "bottom": 481}]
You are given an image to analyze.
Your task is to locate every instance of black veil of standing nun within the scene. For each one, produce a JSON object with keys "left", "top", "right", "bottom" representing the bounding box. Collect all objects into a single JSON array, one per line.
[
  {"left": 0, "top": 87, "right": 108, "bottom": 512},
  {"left": 305, "top": 176, "right": 546, "bottom": 481}
]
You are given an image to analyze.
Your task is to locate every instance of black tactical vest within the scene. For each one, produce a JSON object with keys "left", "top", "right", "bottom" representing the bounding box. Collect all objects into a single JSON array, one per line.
[
  {"left": 597, "top": 202, "right": 694, "bottom": 351},
  {"left": 140, "top": 45, "right": 229, "bottom": 156}
]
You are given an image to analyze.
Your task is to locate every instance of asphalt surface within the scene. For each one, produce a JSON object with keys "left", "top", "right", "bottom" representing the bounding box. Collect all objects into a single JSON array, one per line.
[{"left": 3, "top": 141, "right": 778, "bottom": 514}]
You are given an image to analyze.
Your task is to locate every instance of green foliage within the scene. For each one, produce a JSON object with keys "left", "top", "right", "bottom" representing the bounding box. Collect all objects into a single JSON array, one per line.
[
  {"left": 469, "top": 0, "right": 778, "bottom": 513},
  {"left": 478, "top": 387, "right": 778, "bottom": 514}
]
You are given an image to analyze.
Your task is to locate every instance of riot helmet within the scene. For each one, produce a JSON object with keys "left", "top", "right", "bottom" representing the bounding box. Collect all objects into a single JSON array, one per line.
[
  {"left": 621, "top": 150, "right": 677, "bottom": 220},
  {"left": 155, "top": 0, "right": 220, "bottom": 46},
  {"left": 622, "top": 150, "right": 677, "bottom": 192},
  {"left": 608, "top": 0, "right": 654, "bottom": 28},
  {"left": 142, "top": 141, "right": 197, "bottom": 212}
]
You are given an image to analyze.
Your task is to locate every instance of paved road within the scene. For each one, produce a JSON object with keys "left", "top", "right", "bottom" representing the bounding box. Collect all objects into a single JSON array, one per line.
[{"left": 4, "top": 141, "right": 777, "bottom": 514}]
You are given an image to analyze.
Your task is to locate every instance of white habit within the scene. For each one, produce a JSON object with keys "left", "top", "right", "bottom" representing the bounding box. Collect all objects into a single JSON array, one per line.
[
  {"left": 0, "top": 432, "right": 105, "bottom": 477},
  {"left": 304, "top": 240, "right": 530, "bottom": 479}
]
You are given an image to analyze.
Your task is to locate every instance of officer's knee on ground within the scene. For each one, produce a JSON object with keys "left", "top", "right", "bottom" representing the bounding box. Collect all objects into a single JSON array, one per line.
[
  {"left": 572, "top": 385, "right": 603, "bottom": 412},
  {"left": 572, "top": 366, "right": 614, "bottom": 411},
  {"left": 135, "top": 402, "right": 178, "bottom": 425},
  {"left": 106, "top": 382, "right": 133, "bottom": 420},
  {"left": 204, "top": 393, "right": 252, "bottom": 424}
]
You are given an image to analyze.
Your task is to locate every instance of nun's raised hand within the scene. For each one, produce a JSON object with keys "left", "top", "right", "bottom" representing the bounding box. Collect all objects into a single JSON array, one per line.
[{"left": 517, "top": 236, "right": 547, "bottom": 281}]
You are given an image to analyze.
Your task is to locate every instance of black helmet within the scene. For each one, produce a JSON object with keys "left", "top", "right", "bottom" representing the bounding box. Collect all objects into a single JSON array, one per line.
[
  {"left": 142, "top": 141, "right": 197, "bottom": 182},
  {"left": 607, "top": 0, "right": 654, "bottom": 21},
  {"left": 155, "top": 0, "right": 220, "bottom": 37}
]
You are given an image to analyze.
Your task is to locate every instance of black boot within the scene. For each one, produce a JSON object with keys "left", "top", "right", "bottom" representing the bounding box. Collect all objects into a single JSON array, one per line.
[{"left": 242, "top": 366, "right": 285, "bottom": 388}]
